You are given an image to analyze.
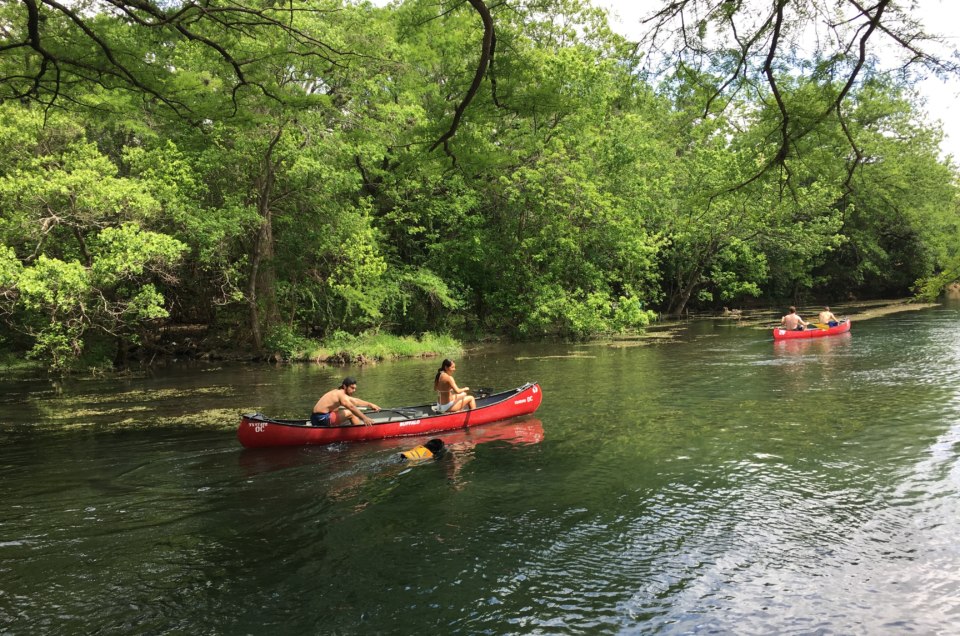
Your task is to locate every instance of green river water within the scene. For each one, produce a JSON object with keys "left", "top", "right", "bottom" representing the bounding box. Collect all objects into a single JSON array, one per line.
[{"left": 2, "top": 302, "right": 959, "bottom": 634}]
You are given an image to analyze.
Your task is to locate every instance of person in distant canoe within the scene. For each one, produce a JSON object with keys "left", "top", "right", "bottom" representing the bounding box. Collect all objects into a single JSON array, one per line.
[
  {"left": 781, "top": 306, "right": 809, "bottom": 331},
  {"left": 818, "top": 306, "right": 840, "bottom": 327},
  {"left": 311, "top": 377, "right": 380, "bottom": 426},
  {"left": 434, "top": 359, "right": 477, "bottom": 413}
]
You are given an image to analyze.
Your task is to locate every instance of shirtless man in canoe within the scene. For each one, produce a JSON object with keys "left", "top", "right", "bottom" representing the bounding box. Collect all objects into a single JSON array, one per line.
[
  {"left": 781, "top": 306, "right": 809, "bottom": 331},
  {"left": 818, "top": 306, "right": 840, "bottom": 327},
  {"left": 311, "top": 377, "right": 380, "bottom": 426}
]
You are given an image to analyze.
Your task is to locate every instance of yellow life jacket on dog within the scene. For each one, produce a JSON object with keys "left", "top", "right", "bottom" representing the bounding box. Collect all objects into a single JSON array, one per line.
[
  {"left": 399, "top": 438, "right": 444, "bottom": 461},
  {"left": 400, "top": 445, "right": 434, "bottom": 461}
]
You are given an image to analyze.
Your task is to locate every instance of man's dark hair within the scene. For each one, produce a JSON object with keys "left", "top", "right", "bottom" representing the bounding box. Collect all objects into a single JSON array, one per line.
[{"left": 341, "top": 377, "right": 357, "bottom": 389}]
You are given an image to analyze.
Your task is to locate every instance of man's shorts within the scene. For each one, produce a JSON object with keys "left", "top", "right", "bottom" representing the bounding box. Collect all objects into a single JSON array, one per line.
[{"left": 310, "top": 410, "right": 341, "bottom": 426}]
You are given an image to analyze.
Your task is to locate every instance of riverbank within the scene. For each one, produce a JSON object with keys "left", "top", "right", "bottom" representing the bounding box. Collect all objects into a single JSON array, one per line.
[
  {"left": 275, "top": 330, "right": 463, "bottom": 364},
  {"left": 0, "top": 330, "right": 464, "bottom": 376},
  {"left": 703, "top": 298, "right": 939, "bottom": 331},
  {"left": 0, "top": 299, "right": 938, "bottom": 375}
]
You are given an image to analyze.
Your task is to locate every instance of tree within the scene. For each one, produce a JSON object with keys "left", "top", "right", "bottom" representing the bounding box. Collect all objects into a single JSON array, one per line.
[
  {"left": 0, "top": 0, "right": 377, "bottom": 112},
  {"left": 0, "top": 105, "right": 186, "bottom": 367},
  {"left": 634, "top": 0, "right": 960, "bottom": 186},
  {"left": 0, "top": 0, "right": 496, "bottom": 152},
  {"left": 822, "top": 81, "right": 959, "bottom": 298}
]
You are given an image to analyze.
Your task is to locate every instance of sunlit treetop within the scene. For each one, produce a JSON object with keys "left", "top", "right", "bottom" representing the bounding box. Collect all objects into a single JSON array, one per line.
[{"left": 632, "top": 0, "right": 960, "bottom": 184}]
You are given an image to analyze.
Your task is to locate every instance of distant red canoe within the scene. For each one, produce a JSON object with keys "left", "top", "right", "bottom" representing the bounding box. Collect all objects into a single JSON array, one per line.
[
  {"left": 772, "top": 320, "right": 851, "bottom": 340},
  {"left": 237, "top": 382, "right": 543, "bottom": 448}
]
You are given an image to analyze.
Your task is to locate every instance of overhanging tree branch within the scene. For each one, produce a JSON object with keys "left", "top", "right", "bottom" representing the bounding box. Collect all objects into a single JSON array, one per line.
[
  {"left": 636, "top": 0, "right": 959, "bottom": 191},
  {"left": 428, "top": 0, "right": 495, "bottom": 163},
  {"left": 0, "top": 0, "right": 379, "bottom": 119}
]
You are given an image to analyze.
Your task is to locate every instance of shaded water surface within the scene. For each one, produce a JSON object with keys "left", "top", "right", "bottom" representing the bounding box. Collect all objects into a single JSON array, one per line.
[{"left": 2, "top": 304, "right": 960, "bottom": 633}]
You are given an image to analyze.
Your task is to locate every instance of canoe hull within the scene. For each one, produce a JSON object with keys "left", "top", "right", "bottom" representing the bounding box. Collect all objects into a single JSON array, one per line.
[
  {"left": 773, "top": 320, "right": 851, "bottom": 340},
  {"left": 237, "top": 382, "right": 543, "bottom": 448}
]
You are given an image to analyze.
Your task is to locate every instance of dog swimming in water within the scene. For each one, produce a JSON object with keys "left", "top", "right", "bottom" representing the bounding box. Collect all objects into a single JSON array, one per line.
[{"left": 399, "top": 438, "right": 445, "bottom": 462}]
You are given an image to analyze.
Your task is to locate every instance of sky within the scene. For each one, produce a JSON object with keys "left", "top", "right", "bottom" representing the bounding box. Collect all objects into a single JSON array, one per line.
[{"left": 593, "top": 0, "right": 960, "bottom": 160}]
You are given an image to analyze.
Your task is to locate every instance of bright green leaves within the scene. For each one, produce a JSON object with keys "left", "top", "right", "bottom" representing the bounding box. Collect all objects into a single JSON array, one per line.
[
  {"left": 3, "top": 226, "right": 186, "bottom": 370},
  {"left": 0, "top": 104, "right": 188, "bottom": 369},
  {"left": 16, "top": 256, "right": 90, "bottom": 316},
  {"left": 325, "top": 207, "right": 390, "bottom": 324},
  {"left": 0, "top": 129, "right": 162, "bottom": 267},
  {"left": 705, "top": 239, "right": 769, "bottom": 303},
  {"left": 0, "top": 245, "right": 22, "bottom": 293},
  {"left": 90, "top": 224, "right": 186, "bottom": 289},
  {"left": 11, "top": 256, "right": 91, "bottom": 369}
]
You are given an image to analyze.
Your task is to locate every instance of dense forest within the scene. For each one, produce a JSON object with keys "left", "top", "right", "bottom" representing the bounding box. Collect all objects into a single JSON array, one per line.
[{"left": 1, "top": 0, "right": 958, "bottom": 369}]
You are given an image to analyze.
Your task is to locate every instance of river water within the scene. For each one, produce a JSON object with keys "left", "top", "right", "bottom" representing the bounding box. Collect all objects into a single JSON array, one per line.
[{"left": 2, "top": 303, "right": 960, "bottom": 634}]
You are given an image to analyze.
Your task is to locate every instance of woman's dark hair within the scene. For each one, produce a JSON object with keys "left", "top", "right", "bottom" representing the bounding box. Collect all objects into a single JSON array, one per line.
[{"left": 434, "top": 359, "right": 454, "bottom": 387}]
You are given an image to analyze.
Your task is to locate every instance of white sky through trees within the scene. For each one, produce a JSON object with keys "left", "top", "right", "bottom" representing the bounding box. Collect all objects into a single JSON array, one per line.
[{"left": 594, "top": 0, "right": 960, "bottom": 161}]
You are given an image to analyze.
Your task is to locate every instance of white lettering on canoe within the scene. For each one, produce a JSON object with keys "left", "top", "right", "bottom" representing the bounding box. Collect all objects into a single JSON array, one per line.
[
  {"left": 250, "top": 422, "right": 267, "bottom": 433},
  {"left": 399, "top": 420, "right": 421, "bottom": 427},
  {"left": 514, "top": 396, "right": 532, "bottom": 405}
]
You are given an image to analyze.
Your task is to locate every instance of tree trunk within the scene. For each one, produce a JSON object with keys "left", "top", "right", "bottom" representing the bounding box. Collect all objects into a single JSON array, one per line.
[
  {"left": 247, "top": 208, "right": 275, "bottom": 352},
  {"left": 667, "top": 263, "right": 703, "bottom": 317},
  {"left": 113, "top": 334, "right": 129, "bottom": 369},
  {"left": 247, "top": 130, "right": 283, "bottom": 352},
  {"left": 667, "top": 238, "right": 719, "bottom": 316},
  {"left": 668, "top": 284, "right": 694, "bottom": 317}
]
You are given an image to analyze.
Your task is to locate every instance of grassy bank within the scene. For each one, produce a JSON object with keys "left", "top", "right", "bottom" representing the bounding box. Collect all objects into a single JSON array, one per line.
[
  {"left": 0, "top": 352, "right": 45, "bottom": 374},
  {"left": 0, "top": 330, "right": 464, "bottom": 376},
  {"left": 266, "top": 328, "right": 464, "bottom": 364}
]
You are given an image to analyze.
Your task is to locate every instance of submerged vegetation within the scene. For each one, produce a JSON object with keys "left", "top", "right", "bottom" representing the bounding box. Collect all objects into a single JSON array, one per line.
[{"left": 0, "top": 0, "right": 958, "bottom": 371}]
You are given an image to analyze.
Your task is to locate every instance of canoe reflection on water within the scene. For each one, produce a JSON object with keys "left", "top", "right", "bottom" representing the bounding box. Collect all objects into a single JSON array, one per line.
[
  {"left": 237, "top": 417, "right": 545, "bottom": 480},
  {"left": 773, "top": 330, "right": 852, "bottom": 357},
  {"left": 376, "top": 416, "right": 544, "bottom": 452}
]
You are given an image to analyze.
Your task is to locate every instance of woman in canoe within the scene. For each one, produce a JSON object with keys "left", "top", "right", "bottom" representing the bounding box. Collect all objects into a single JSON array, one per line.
[{"left": 434, "top": 359, "right": 476, "bottom": 413}]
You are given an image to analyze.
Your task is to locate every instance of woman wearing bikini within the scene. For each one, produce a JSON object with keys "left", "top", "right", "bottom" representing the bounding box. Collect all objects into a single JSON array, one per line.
[{"left": 433, "top": 359, "right": 477, "bottom": 413}]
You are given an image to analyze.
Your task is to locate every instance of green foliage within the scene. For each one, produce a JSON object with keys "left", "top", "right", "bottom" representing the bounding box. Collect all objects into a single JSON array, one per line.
[
  {"left": 0, "top": 245, "right": 23, "bottom": 291},
  {"left": 0, "top": 0, "right": 957, "bottom": 368},
  {"left": 14, "top": 256, "right": 90, "bottom": 369},
  {"left": 519, "top": 285, "right": 655, "bottom": 339},
  {"left": 382, "top": 268, "right": 465, "bottom": 334},
  {"left": 5, "top": 225, "right": 185, "bottom": 369},
  {"left": 91, "top": 224, "right": 186, "bottom": 289},
  {"left": 264, "top": 324, "right": 319, "bottom": 360},
  {"left": 17, "top": 256, "right": 91, "bottom": 316},
  {"left": 263, "top": 327, "right": 462, "bottom": 362},
  {"left": 321, "top": 331, "right": 462, "bottom": 362}
]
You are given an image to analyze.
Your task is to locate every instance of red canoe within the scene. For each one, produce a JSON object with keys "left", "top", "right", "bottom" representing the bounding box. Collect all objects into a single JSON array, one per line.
[
  {"left": 237, "top": 382, "right": 543, "bottom": 448},
  {"left": 772, "top": 320, "right": 851, "bottom": 340}
]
